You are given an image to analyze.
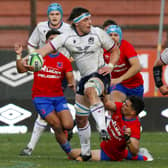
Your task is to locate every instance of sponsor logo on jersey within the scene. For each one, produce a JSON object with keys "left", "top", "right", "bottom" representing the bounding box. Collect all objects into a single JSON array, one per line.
[
  {"left": 88, "top": 37, "right": 94, "bottom": 44},
  {"left": 57, "top": 62, "right": 63, "bottom": 68}
]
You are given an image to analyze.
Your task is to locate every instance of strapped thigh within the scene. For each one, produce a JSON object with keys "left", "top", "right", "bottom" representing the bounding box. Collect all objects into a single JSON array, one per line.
[{"left": 84, "top": 77, "right": 103, "bottom": 96}]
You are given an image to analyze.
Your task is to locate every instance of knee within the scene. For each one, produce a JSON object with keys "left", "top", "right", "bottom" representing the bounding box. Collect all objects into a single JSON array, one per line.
[
  {"left": 49, "top": 119, "right": 62, "bottom": 134},
  {"left": 76, "top": 116, "right": 88, "bottom": 128},
  {"left": 36, "top": 114, "right": 48, "bottom": 126},
  {"left": 63, "top": 120, "right": 73, "bottom": 130}
]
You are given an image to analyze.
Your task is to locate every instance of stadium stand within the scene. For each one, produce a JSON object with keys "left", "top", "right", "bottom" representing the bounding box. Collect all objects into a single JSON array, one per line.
[{"left": 0, "top": 0, "right": 168, "bottom": 49}]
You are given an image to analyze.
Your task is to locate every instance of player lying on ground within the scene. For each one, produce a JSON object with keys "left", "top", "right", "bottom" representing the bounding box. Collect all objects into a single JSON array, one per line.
[{"left": 71, "top": 95, "right": 153, "bottom": 161}]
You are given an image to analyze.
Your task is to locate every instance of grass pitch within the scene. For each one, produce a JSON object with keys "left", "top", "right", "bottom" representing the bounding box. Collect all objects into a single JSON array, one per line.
[{"left": 0, "top": 132, "right": 168, "bottom": 168}]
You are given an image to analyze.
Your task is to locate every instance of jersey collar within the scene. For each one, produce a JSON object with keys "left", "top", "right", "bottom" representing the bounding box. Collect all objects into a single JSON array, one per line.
[{"left": 48, "top": 52, "right": 60, "bottom": 58}]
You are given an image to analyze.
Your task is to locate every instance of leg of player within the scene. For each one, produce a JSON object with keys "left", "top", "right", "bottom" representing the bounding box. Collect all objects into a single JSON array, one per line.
[
  {"left": 84, "top": 77, "right": 109, "bottom": 140},
  {"left": 110, "top": 90, "right": 127, "bottom": 102},
  {"left": 56, "top": 109, "right": 74, "bottom": 141},
  {"left": 124, "top": 148, "right": 154, "bottom": 161},
  {"left": 20, "top": 114, "right": 47, "bottom": 156},
  {"left": 75, "top": 99, "right": 92, "bottom": 161},
  {"left": 67, "top": 103, "right": 78, "bottom": 137},
  {"left": 45, "top": 110, "right": 76, "bottom": 159}
]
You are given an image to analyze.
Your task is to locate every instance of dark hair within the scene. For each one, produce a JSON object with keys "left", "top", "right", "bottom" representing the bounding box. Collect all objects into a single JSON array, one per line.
[
  {"left": 46, "top": 29, "right": 61, "bottom": 40},
  {"left": 102, "top": 19, "right": 118, "bottom": 29},
  {"left": 68, "top": 7, "right": 90, "bottom": 21},
  {"left": 128, "top": 96, "right": 145, "bottom": 115}
]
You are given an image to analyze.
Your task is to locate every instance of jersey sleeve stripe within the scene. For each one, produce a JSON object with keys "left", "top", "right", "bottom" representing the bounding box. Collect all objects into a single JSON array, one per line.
[
  {"left": 49, "top": 41, "right": 57, "bottom": 51},
  {"left": 27, "top": 42, "right": 37, "bottom": 48}
]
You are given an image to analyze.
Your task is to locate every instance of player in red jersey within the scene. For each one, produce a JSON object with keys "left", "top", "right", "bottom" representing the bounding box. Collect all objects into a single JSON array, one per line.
[
  {"left": 103, "top": 23, "right": 144, "bottom": 102},
  {"left": 72, "top": 95, "right": 153, "bottom": 161},
  {"left": 14, "top": 29, "right": 76, "bottom": 159},
  {"left": 102, "top": 20, "right": 153, "bottom": 161},
  {"left": 18, "top": 3, "right": 73, "bottom": 156},
  {"left": 100, "top": 96, "right": 143, "bottom": 161}
]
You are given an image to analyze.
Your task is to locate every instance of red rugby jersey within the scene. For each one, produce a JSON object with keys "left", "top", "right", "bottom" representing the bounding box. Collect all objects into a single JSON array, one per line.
[
  {"left": 100, "top": 102, "right": 141, "bottom": 161},
  {"left": 104, "top": 40, "right": 143, "bottom": 88},
  {"left": 32, "top": 52, "right": 72, "bottom": 98}
]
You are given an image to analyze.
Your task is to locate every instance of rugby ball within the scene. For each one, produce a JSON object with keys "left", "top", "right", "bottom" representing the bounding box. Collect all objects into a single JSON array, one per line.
[{"left": 28, "top": 52, "right": 44, "bottom": 72}]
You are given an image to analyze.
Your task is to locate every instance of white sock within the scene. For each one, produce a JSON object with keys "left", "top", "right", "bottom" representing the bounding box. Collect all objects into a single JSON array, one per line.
[
  {"left": 78, "top": 122, "right": 91, "bottom": 156},
  {"left": 105, "top": 111, "right": 111, "bottom": 127},
  {"left": 27, "top": 117, "right": 47, "bottom": 150},
  {"left": 90, "top": 102, "right": 107, "bottom": 132}
]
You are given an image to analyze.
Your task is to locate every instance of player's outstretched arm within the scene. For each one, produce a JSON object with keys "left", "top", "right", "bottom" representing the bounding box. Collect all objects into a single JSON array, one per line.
[
  {"left": 21, "top": 43, "right": 54, "bottom": 70},
  {"left": 99, "top": 45, "right": 120, "bottom": 76},
  {"left": 103, "top": 95, "right": 116, "bottom": 112},
  {"left": 126, "top": 136, "right": 140, "bottom": 156},
  {"left": 111, "top": 57, "right": 142, "bottom": 86},
  {"left": 35, "top": 43, "right": 54, "bottom": 58},
  {"left": 71, "top": 148, "right": 101, "bottom": 161},
  {"left": 14, "top": 43, "right": 28, "bottom": 73}
]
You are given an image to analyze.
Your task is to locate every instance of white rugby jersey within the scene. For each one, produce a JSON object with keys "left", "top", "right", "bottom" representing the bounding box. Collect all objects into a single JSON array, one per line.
[
  {"left": 28, "top": 21, "right": 70, "bottom": 48},
  {"left": 50, "top": 26, "right": 114, "bottom": 77},
  {"left": 160, "top": 48, "right": 168, "bottom": 64}
]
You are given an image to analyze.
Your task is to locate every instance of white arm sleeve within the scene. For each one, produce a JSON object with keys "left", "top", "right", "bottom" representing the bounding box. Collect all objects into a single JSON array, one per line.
[
  {"left": 50, "top": 34, "right": 66, "bottom": 51},
  {"left": 28, "top": 26, "right": 40, "bottom": 48},
  {"left": 58, "top": 47, "right": 70, "bottom": 58},
  {"left": 96, "top": 27, "right": 115, "bottom": 51}
]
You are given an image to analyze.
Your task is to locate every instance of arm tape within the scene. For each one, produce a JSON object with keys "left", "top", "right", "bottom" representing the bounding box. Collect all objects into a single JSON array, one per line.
[{"left": 153, "top": 66, "right": 163, "bottom": 88}]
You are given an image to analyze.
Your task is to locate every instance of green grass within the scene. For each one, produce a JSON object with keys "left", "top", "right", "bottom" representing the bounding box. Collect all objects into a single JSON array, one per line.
[{"left": 0, "top": 132, "right": 168, "bottom": 168}]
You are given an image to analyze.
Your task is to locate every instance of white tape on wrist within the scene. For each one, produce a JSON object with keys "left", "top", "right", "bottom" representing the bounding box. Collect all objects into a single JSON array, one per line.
[
  {"left": 16, "top": 54, "right": 22, "bottom": 60},
  {"left": 108, "top": 63, "right": 114, "bottom": 69}
]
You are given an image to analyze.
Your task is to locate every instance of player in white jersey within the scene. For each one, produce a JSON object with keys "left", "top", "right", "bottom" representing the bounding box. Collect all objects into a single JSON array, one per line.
[
  {"left": 20, "top": 3, "right": 72, "bottom": 156},
  {"left": 153, "top": 48, "right": 168, "bottom": 95},
  {"left": 24, "top": 7, "right": 120, "bottom": 161},
  {"left": 28, "top": 3, "right": 70, "bottom": 50}
]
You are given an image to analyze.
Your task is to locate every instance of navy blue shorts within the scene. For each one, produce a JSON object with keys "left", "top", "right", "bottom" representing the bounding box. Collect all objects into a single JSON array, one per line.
[
  {"left": 76, "top": 72, "right": 111, "bottom": 95},
  {"left": 109, "top": 84, "right": 144, "bottom": 98},
  {"left": 33, "top": 97, "right": 69, "bottom": 119}
]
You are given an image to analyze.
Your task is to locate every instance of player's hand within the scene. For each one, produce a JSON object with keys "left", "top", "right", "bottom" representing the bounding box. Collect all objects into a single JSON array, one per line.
[
  {"left": 69, "top": 56, "right": 74, "bottom": 62},
  {"left": 159, "top": 85, "right": 168, "bottom": 95},
  {"left": 14, "top": 42, "right": 23, "bottom": 55},
  {"left": 68, "top": 83, "right": 76, "bottom": 92},
  {"left": 98, "top": 66, "right": 112, "bottom": 76},
  {"left": 123, "top": 127, "right": 131, "bottom": 142},
  {"left": 22, "top": 55, "right": 34, "bottom": 71},
  {"left": 111, "top": 77, "right": 123, "bottom": 85}
]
